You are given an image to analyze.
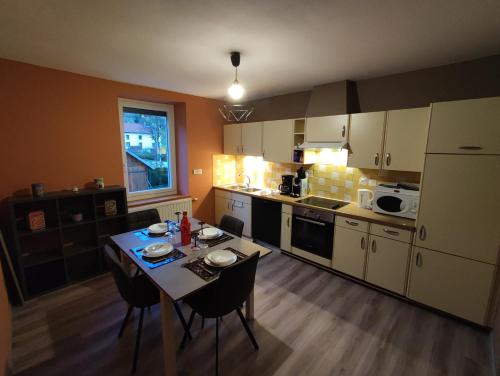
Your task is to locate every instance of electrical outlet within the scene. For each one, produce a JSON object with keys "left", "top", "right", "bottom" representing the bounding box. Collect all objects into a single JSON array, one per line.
[{"left": 193, "top": 169, "right": 203, "bottom": 175}]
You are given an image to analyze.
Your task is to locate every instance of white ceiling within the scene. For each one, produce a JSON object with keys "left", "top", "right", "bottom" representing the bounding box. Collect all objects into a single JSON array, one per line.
[{"left": 1, "top": 0, "right": 500, "bottom": 100}]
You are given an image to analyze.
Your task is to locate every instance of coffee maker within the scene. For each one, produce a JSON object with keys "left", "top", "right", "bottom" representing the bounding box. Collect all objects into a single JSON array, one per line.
[
  {"left": 279, "top": 175, "right": 294, "bottom": 195},
  {"left": 292, "top": 177, "right": 308, "bottom": 197}
]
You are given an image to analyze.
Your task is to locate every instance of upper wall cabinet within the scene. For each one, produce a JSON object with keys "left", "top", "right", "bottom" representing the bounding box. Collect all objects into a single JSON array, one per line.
[
  {"left": 347, "top": 108, "right": 429, "bottom": 172},
  {"left": 263, "top": 119, "right": 294, "bottom": 163},
  {"left": 305, "top": 115, "right": 349, "bottom": 143},
  {"left": 427, "top": 96, "right": 500, "bottom": 155},
  {"left": 223, "top": 122, "right": 263, "bottom": 156},
  {"left": 223, "top": 123, "right": 241, "bottom": 155},
  {"left": 347, "top": 111, "right": 386, "bottom": 169},
  {"left": 383, "top": 107, "right": 430, "bottom": 172}
]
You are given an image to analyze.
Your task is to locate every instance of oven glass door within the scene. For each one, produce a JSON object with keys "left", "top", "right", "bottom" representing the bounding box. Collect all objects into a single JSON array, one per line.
[{"left": 291, "top": 215, "right": 334, "bottom": 259}]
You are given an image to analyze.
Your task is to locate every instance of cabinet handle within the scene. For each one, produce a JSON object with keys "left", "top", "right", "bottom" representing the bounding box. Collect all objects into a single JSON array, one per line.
[
  {"left": 227, "top": 201, "right": 230, "bottom": 210},
  {"left": 374, "top": 153, "right": 379, "bottom": 166},
  {"left": 231, "top": 201, "right": 235, "bottom": 211},
  {"left": 241, "top": 145, "right": 244, "bottom": 154},
  {"left": 385, "top": 153, "right": 391, "bottom": 166},
  {"left": 383, "top": 228, "right": 399, "bottom": 236},
  {"left": 418, "top": 225, "right": 426, "bottom": 241},
  {"left": 360, "top": 236, "right": 365, "bottom": 250},
  {"left": 416, "top": 252, "right": 423, "bottom": 267},
  {"left": 345, "top": 220, "right": 359, "bottom": 227},
  {"left": 287, "top": 217, "right": 290, "bottom": 228},
  {"left": 263, "top": 149, "right": 265, "bottom": 158},
  {"left": 341, "top": 125, "right": 346, "bottom": 138},
  {"left": 459, "top": 146, "right": 483, "bottom": 150},
  {"left": 371, "top": 239, "right": 376, "bottom": 253}
]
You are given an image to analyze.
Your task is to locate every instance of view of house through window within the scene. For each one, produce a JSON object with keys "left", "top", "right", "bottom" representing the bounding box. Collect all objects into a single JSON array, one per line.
[{"left": 120, "top": 102, "right": 175, "bottom": 195}]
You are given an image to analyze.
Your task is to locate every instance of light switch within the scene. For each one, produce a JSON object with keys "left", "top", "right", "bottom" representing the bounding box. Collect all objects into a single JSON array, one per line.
[{"left": 193, "top": 169, "right": 203, "bottom": 175}]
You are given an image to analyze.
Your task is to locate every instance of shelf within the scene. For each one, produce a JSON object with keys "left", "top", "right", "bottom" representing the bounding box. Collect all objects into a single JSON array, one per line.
[
  {"left": 18, "top": 226, "right": 59, "bottom": 237},
  {"left": 61, "top": 218, "right": 96, "bottom": 229},
  {"left": 97, "top": 214, "right": 127, "bottom": 221},
  {"left": 63, "top": 244, "right": 98, "bottom": 257},
  {"left": 22, "top": 250, "right": 63, "bottom": 267}
]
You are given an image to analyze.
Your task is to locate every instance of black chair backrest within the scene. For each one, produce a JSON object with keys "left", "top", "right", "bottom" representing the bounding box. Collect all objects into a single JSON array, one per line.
[
  {"left": 104, "top": 245, "right": 136, "bottom": 305},
  {"left": 127, "top": 209, "right": 161, "bottom": 231},
  {"left": 219, "top": 215, "right": 244, "bottom": 237}
]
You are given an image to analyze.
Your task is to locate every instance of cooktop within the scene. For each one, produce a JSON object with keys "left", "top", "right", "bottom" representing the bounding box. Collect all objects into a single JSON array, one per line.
[{"left": 297, "top": 196, "right": 349, "bottom": 210}]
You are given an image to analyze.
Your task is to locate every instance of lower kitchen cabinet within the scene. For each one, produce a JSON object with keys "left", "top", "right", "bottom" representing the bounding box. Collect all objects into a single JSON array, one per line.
[
  {"left": 214, "top": 190, "right": 232, "bottom": 225},
  {"left": 280, "top": 205, "right": 292, "bottom": 252},
  {"left": 365, "top": 235, "right": 410, "bottom": 295},
  {"left": 332, "top": 226, "right": 368, "bottom": 279},
  {"left": 214, "top": 190, "right": 251, "bottom": 237},
  {"left": 407, "top": 246, "right": 496, "bottom": 325}
]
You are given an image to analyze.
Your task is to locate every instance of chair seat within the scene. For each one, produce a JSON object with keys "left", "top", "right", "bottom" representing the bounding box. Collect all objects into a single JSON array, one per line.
[{"left": 132, "top": 275, "right": 160, "bottom": 308}]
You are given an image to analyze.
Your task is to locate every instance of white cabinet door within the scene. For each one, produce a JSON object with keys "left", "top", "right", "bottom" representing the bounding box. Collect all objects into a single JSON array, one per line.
[
  {"left": 347, "top": 112, "right": 386, "bottom": 169},
  {"left": 241, "top": 122, "right": 262, "bottom": 156},
  {"left": 365, "top": 235, "right": 410, "bottom": 295},
  {"left": 262, "top": 119, "right": 294, "bottom": 163},
  {"left": 415, "top": 154, "right": 500, "bottom": 264},
  {"left": 215, "top": 196, "right": 231, "bottom": 225},
  {"left": 332, "top": 226, "right": 368, "bottom": 279},
  {"left": 427, "top": 96, "right": 500, "bottom": 155},
  {"left": 384, "top": 107, "right": 429, "bottom": 172},
  {"left": 232, "top": 201, "right": 252, "bottom": 238},
  {"left": 280, "top": 212, "right": 292, "bottom": 252},
  {"left": 408, "top": 247, "right": 495, "bottom": 325},
  {"left": 305, "top": 115, "right": 348, "bottom": 142},
  {"left": 223, "top": 123, "right": 242, "bottom": 155}
]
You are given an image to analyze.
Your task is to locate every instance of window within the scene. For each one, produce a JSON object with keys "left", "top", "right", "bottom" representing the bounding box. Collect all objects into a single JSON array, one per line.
[{"left": 118, "top": 99, "right": 176, "bottom": 199}]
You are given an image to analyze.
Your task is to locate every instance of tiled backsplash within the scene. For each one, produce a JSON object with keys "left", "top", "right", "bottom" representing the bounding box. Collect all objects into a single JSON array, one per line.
[{"left": 213, "top": 151, "right": 421, "bottom": 203}]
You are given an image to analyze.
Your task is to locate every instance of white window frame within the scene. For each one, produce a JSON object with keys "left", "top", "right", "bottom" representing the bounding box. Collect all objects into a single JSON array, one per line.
[{"left": 118, "top": 98, "right": 177, "bottom": 200}]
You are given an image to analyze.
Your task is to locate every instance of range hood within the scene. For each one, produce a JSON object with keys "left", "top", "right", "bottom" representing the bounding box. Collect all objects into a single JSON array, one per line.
[{"left": 298, "top": 141, "right": 345, "bottom": 150}]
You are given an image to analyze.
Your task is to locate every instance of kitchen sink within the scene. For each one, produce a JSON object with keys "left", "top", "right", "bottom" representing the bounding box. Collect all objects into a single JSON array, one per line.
[
  {"left": 224, "top": 184, "right": 247, "bottom": 190},
  {"left": 223, "top": 184, "right": 262, "bottom": 193},
  {"left": 240, "top": 187, "right": 261, "bottom": 192}
]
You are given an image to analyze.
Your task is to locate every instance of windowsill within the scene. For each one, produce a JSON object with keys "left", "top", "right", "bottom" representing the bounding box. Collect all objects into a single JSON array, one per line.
[{"left": 128, "top": 194, "right": 191, "bottom": 208}]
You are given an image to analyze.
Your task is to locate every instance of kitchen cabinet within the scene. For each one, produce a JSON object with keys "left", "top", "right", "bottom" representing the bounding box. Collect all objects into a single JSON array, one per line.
[
  {"left": 415, "top": 154, "right": 500, "bottom": 264},
  {"left": 214, "top": 189, "right": 252, "bottom": 237},
  {"left": 223, "top": 122, "right": 263, "bottom": 156},
  {"left": 305, "top": 115, "right": 348, "bottom": 143},
  {"left": 384, "top": 107, "right": 429, "bottom": 172},
  {"left": 262, "top": 119, "right": 294, "bottom": 163},
  {"left": 231, "top": 193, "right": 252, "bottom": 238},
  {"left": 347, "top": 112, "right": 386, "bottom": 169},
  {"left": 332, "top": 225, "right": 368, "bottom": 279},
  {"left": 365, "top": 235, "right": 410, "bottom": 295},
  {"left": 426, "top": 96, "right": 500, "bottom": 155},
  {"left": 280, "top": 205, "right": 292, "bottom": 252},
  {"left": 241, "top": 122, "right": 263, "bottom": 156},
  {"left": 408, "top": 247, "right": 495, "bottom": 325},
  {"left": 223, "top": 123, "right": 241, "bottom": 155}
]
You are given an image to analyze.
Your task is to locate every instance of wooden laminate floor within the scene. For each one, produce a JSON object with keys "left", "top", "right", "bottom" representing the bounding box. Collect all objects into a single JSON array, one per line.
[{"left": 12, "top": 250, "right": 494, "bottom": 376}]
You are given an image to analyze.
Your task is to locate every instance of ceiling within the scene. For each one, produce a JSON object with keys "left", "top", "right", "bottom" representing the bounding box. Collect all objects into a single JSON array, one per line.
[{"left": 1, "top": 0, "right": 500, "bottom": 100}]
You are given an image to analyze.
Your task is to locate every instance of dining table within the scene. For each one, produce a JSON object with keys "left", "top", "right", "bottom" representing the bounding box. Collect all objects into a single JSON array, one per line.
[{"left": 111, "top": 218, "right": 272, "bottom": 376}]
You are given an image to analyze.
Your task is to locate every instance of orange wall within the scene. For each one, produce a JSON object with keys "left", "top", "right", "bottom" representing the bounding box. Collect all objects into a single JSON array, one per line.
[
  {"left": 0, "top": 58, "right": 223, "bottom": 223},
  {"left": 0, "top": 264, "right": 9, "bottom": 376}
]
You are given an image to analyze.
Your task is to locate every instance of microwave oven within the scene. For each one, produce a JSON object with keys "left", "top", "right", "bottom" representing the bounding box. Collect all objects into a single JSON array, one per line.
[{"left": 372, "top": 185, "right": 420, "bottom": 219}]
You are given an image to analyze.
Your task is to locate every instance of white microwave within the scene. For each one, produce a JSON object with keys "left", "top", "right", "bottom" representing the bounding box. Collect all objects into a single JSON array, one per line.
[{"left": 372, "top": 185, "right": 420, "bottom": 219}]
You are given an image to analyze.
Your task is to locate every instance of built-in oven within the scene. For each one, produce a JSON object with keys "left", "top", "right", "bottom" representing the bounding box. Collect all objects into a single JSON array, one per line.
[{"left": 291, "top": 206, "right": 335, "bottom": 267}]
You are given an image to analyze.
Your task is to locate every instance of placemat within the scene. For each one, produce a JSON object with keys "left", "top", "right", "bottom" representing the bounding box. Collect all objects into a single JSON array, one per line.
[
  {"left": 191, "top": 229, "right": 234, "bottom": 248},
  {"left": 183, "top": 247, "right": 248, "bottom": 281},
  {"left": 133, "top": 229, "right": 168, "bottom": 241},
  {"left": 130, "top": 246, "right": 186, "bottom": 269}
]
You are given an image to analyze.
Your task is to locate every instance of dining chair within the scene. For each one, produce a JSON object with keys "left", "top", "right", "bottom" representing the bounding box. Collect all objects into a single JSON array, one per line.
[
  {"left": 181, "top": 252, "right": 260, "bottom": 376},
  {"left": 219, "top": 214, "right": 244, "bottom": 237},
  {"left": 127, "top": 208, "right": 161, "bottom": 231},
  {"left": 103, "top": 245, "right": 192, "bottom": 374}
]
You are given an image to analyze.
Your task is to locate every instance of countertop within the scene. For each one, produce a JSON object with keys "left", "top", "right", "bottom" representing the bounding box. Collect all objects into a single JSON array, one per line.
[{"left": 214, "top": 185, "right": 416, "bottom": 230}]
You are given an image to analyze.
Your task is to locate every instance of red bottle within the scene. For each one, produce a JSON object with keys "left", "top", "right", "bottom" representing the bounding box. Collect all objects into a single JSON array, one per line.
[{"left": 180, "top": 211, "right": 191, "bottom": 246}]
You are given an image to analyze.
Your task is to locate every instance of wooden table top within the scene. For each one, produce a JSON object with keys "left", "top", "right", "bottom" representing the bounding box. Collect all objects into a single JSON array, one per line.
[{"left": 111, "top": 219, "right": 272, "bottom": 302}]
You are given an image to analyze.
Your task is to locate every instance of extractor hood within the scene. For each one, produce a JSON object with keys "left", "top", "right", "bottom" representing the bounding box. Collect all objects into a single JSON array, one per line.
[{"left": 298, "top": 141, "right": 344, "bottom": 150}]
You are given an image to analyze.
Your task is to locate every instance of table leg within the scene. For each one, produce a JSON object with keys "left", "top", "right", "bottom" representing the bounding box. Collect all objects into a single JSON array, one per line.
[
  {"left": 245, "top": 288, "right": 255, "bottom": 321},
  {"left": 120, "top": 252, "right": 132, "bottom": 276},
  {"left": 160, "top": 291, "right": 177, "bottom": 376}
]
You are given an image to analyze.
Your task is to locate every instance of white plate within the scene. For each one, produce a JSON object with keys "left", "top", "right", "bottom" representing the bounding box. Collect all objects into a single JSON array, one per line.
[
  {"left": 148, "top": 223, "right": 168, "bottom": 235},
  {"left": 206, "top": 250, "right": 237, "bottom": 267},
  {"left": 198, "top": 227, "right": 223, "bottom": 240},
  {"left": 143, "top": 242, "right": 173, "bottom": 258}
]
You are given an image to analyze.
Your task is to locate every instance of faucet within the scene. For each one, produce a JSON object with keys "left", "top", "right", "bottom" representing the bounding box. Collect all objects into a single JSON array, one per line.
[{"left": 239, "top": 173, "right": 251, "bottom": 188}]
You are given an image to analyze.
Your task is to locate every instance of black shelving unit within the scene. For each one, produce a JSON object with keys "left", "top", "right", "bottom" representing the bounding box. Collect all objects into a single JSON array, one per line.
[{"left": 7, "top": 186, "right": 128, "bottom": 298}]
